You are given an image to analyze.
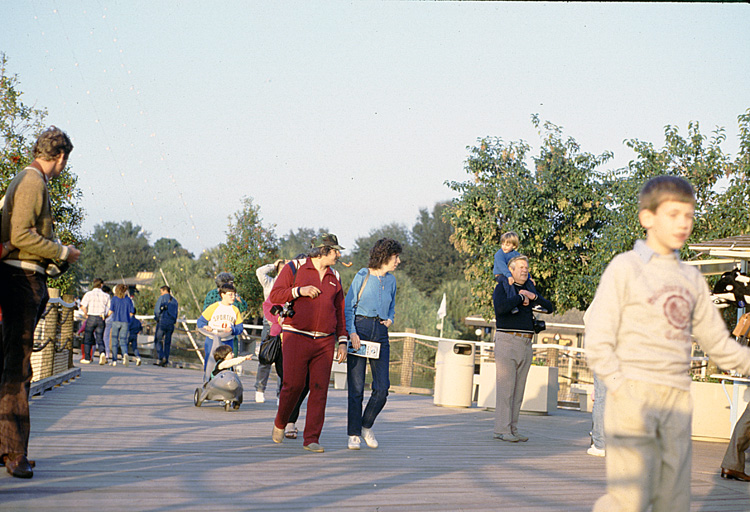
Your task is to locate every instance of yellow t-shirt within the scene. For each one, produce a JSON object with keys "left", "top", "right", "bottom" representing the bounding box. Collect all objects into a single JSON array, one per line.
[{"left": 200, "top": 302, "right": 242, "bottom": 340}]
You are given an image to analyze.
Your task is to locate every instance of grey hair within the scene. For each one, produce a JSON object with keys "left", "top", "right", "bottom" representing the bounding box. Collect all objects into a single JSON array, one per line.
[{"left": 215, "top": 272, "right": 235, "bottom": 287}]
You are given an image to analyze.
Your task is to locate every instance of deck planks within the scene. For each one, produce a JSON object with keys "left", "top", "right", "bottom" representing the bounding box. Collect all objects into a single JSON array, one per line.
[{"left": 0, "top": 362, "right": 748, "bottom": 511}]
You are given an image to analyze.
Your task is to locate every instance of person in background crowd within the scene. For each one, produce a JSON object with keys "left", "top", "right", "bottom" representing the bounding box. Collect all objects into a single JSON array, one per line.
[
  {"left": 127, "top": 310, "right": 143, "bottom": 366},
  {"left": 107, "top": 284, "right": 135, "bottom": 366},
  {"left": 153, "top": 285, "right": 178, "bottom": 367},
  {"left": 80, "top": 278, "right": 109, "bottom": 365},
  {"left": 255, "top": 259, "right": 286, "bottom": 403},
  {"left": 204, "top": 272, "right": 248, "bottom": 356}
]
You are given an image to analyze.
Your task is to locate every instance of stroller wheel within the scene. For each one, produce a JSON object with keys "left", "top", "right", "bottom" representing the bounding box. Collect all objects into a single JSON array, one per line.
[
  {"left": 194, "top": 388, "right": 203, "bottom": 407},
  {"left": 224, "top": 401, "right": 232, "bottom": 412},
  {"left": 232, "top": 401, "right": 240, "bottom": 410}
]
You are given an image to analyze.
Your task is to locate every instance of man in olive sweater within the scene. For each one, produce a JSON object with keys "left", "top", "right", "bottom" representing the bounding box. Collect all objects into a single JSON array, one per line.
[{"left": 0, "top": 126, "right": 81, "bottom": 479}]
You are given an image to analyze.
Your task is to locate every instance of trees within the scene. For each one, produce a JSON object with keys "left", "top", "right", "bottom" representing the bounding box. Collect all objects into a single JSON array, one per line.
[
  {"left": 276, "top": 227, "right": 329, "bottom": 260},
  {"left": 445, "top": 116, "right": 611, "bottom": 319},
  {"left": 446, "top": 110, "right": 750, "bottom": 320},
  {"left": 406, "top": 202, "right": 464, "bottom": 296},
  {"left": 221, "top": 196, "right": 278, "bottom": 316},
  {"left": 1, "top": 53, "right": 85, "bottom": 294},
  {"left": 78, "top": 221, "right": 156, "bottom": 282},
  {"left": 154, "top": 237, "right": 193, "bottom": 264}
]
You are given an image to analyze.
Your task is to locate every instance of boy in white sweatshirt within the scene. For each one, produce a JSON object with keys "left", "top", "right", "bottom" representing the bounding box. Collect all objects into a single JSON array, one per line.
[{"left": 586, "top": 175, "right": 750, "bottom": 512}]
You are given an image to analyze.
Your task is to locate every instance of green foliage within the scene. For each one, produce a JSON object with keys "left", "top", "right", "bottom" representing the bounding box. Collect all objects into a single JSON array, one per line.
[
  {"left": 445, "top": 116, "right": 611, "bottom": 319},
  {"left": 147, "top": 256, "right": 216, "bottom": 319},
  {"left": 277, "top": 227, "right": 329, "bottom": 260},
  {"left": 154, "top": 237, "right": 193, "bottom": 263},
  {"left": 406, "top": 202, "right": 465, "bottom": 296},
  {"left": 593, "top": 111, "right": 750, "bottom": 279},
  {"left": 78, "top": 221, "right": 156, "bottom": 282},
  {"left": 446, "top": 110, "right": 750, "bottom": 322},
  {"left": 221, "top": 196, "right": 277, "bottom": 316},
  {"left": 0, "top": 53, "right": 85, "bottom": 295}
]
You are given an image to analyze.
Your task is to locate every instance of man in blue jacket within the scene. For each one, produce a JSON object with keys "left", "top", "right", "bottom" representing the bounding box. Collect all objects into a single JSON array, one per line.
[{"left": 153, "top": 286, "right": 178, "bottom": 366}]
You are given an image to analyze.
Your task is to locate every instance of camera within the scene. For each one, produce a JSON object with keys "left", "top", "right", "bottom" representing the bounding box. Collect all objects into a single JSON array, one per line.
[
  {"left": 532, "top": 316, "right": 546, "bottom": 334},
  {"left": 45, "top": 260, "right": 70, "bottom": 278},
  {"left": 270, "top": 301, "right": 296, "bottom": 318}
]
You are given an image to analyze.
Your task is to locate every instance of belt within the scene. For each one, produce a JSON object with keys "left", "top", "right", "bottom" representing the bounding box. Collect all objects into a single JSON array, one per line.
[
  {"left": 498, "top": 330, "right": 533, "bottom": 340},
  {"left": 3, "top": 259, "right": 46, "bottom": 275}
]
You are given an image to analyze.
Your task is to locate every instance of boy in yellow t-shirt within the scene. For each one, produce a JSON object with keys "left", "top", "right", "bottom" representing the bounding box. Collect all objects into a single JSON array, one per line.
[{"left": 197, "top": 283, "right": 245, "bottom": 370}]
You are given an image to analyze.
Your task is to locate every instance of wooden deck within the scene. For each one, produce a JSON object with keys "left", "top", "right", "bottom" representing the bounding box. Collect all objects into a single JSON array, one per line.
[{"left": 2, "top": 360, "right": 749, "bottom": 511}]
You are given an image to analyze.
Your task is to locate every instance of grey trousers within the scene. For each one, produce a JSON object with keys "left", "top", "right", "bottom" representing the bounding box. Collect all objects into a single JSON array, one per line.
[
  {"left": 493, "top": 331, "right": 532, "bottom": 435},
  {"left": 722, "top": 401, "right": 750, "bottom": 473}
]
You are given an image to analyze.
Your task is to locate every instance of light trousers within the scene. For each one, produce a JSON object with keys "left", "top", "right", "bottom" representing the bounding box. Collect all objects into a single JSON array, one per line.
[
  {"left": 493, "top": 331, "right": 532, "bottom": 435},
  {"left": 593, "top": 379, "right": 692, "bottom": 512}
]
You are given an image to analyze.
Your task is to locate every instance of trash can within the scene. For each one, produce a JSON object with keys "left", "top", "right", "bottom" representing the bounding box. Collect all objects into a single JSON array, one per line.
[{"left": 434, "top": 340, "right": 475, "bottom": 407}]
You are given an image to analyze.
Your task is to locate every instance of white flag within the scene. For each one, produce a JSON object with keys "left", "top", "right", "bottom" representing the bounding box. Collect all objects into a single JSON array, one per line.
[{"left": 437, "top": 293, "right": 447, "bottom": 320}]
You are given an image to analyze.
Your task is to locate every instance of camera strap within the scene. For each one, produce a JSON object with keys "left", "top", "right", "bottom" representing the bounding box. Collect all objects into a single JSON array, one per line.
[{"left": 353, "top": 270, "right": 370, "bottom": 317}]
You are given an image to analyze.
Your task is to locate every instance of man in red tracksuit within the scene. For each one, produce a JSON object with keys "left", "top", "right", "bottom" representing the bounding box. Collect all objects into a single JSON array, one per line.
[{"left": 269, "top": 234, "right": 348, "bottom": 453}]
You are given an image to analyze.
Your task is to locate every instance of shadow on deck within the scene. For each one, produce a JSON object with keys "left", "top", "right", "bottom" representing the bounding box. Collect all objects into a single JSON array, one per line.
[{"left": 1, "top": 362, "right": 748, "bottom": 511}]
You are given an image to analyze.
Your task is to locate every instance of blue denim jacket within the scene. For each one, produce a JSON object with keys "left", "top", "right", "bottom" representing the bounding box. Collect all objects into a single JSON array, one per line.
[{"left": 344, "top": 267, "right": 397, "bottom": 336}]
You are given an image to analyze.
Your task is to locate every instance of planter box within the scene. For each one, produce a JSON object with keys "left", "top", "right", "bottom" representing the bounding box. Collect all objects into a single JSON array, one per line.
[
  {"left": 691, "top": 381, "right": 732, "bottom": 440},
  {"left": 477, "top": 362, "right": 558, "bottom": 414},
  {"left": 691, "top": 380, "right": 750, "bottom": 440}
]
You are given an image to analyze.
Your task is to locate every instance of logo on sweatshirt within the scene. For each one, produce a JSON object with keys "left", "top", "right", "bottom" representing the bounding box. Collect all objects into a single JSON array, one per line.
[{"left": 663, "top": 294, "right": 690, "bottom": 330}]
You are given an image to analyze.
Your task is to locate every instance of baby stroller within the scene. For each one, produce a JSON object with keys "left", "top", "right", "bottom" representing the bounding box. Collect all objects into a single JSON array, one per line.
[{"left": 193, "top": 328, "right": 244, "bottom": 412}]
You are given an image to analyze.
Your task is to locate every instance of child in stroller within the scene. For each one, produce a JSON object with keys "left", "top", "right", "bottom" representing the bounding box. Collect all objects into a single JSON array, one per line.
[{"left": 194, "top": 342, "right": 252, "bottom": 411}]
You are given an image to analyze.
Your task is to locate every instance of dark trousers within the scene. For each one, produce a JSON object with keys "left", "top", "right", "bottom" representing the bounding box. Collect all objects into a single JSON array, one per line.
[
  {"left": 274, "top": 348, "right": 308, "bottom": 424},
  {"left": 82, "top": 315, "right": 105, "bottom": 357},
  {"left": 347, "top": 316, "right": 390, "bottom": 436},
  {"left": 0, "top": 265, "right": 48, "bottom": 457},
  {"left": 155, "top": 324, "right": 175, "bottom": 362},
  {"left": 274, "top": 332, "right": 335, "bottom": 445}
]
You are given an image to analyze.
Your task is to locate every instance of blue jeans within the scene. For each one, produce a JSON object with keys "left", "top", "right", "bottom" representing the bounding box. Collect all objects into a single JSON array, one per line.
[
  {"left": 82, "top": 315, "right": 105, "bottom": 358},
  {"left": 255, "top": 318, "right": 281, "bottom": 394},
  {"left": 110, "top": 321, "right": 129, "bottom": 360},
  {"left": 347, "top": 316, "right": 390, "bottom": 436},
  {"left": 155, "top": 324, "right": 175, "bottom": 362},
  {"left": 103, "top": 318, "right": 113, "bottom": 358},
  {"left": 591, "top": 373, "right": 606, "bottom": 450},
  {"left": 127, "top": 333, "right": 141, "bottom": 358},
  {"left": 203, "top": 336, "right": 233, "bottom": 371}
]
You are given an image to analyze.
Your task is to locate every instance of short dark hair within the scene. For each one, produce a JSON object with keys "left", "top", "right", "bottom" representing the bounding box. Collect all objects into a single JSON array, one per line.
[
  {"left": 160, "top": 285, "right": 171, "bottom": 294},
  {"left": 368, "top": 238, "right": 402, "bottom": 270},
  {"left": 32, "top": 126, "right": 73, "bottom": 161},
  {"left": 92, "top": 278, "right": 104, "bottom": 289},
  {"left": 638, "top": 175, "right": 695, "bottom": 212},
  {"left": 308, "top": 245, "right": 336, "bottom": 259},
  {"left": 213, "top": 344, "right": 233, "bottom": 362},
  {"left": 219, "top": 283, "right": 236, "bottom": 296}
]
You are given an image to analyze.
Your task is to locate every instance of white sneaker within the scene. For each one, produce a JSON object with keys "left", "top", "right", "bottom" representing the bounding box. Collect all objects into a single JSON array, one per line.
[
  {"left": 111, "top": 360, "right": 117, "bottom": 367},
  {"left": 99, "top": 353, "right": 107, "bottom": 365},
  {"left": 361, "top": 427, "right": 378, "bottom": 449},
  {"left": 136, "top": 358, "right": 142, "bottom": 366},
  {"left": 123, "top": 354, "right": 129, "bottom": 367},
  {"left": 255, "top": 391, "right": 265, "bottom": 403},
  {"left": 348, "top": 435, "right": 361, "bottom": 450},
  {"left": 80, "top": 359, "right": 90, "bottom": 364},
  {"left": 587, "top": 445, "right": 606, "bottom": 457}
]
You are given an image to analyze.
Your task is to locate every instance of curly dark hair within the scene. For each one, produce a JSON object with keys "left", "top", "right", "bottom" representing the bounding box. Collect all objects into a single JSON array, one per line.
[{"left": 368, "top": 238, "right": 402, "bottom": 270}]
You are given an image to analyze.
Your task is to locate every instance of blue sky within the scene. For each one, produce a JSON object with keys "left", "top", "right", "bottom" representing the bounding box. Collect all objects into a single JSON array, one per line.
[{"left": 3, "top": 1, "right": 749, "bottom": 256}]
